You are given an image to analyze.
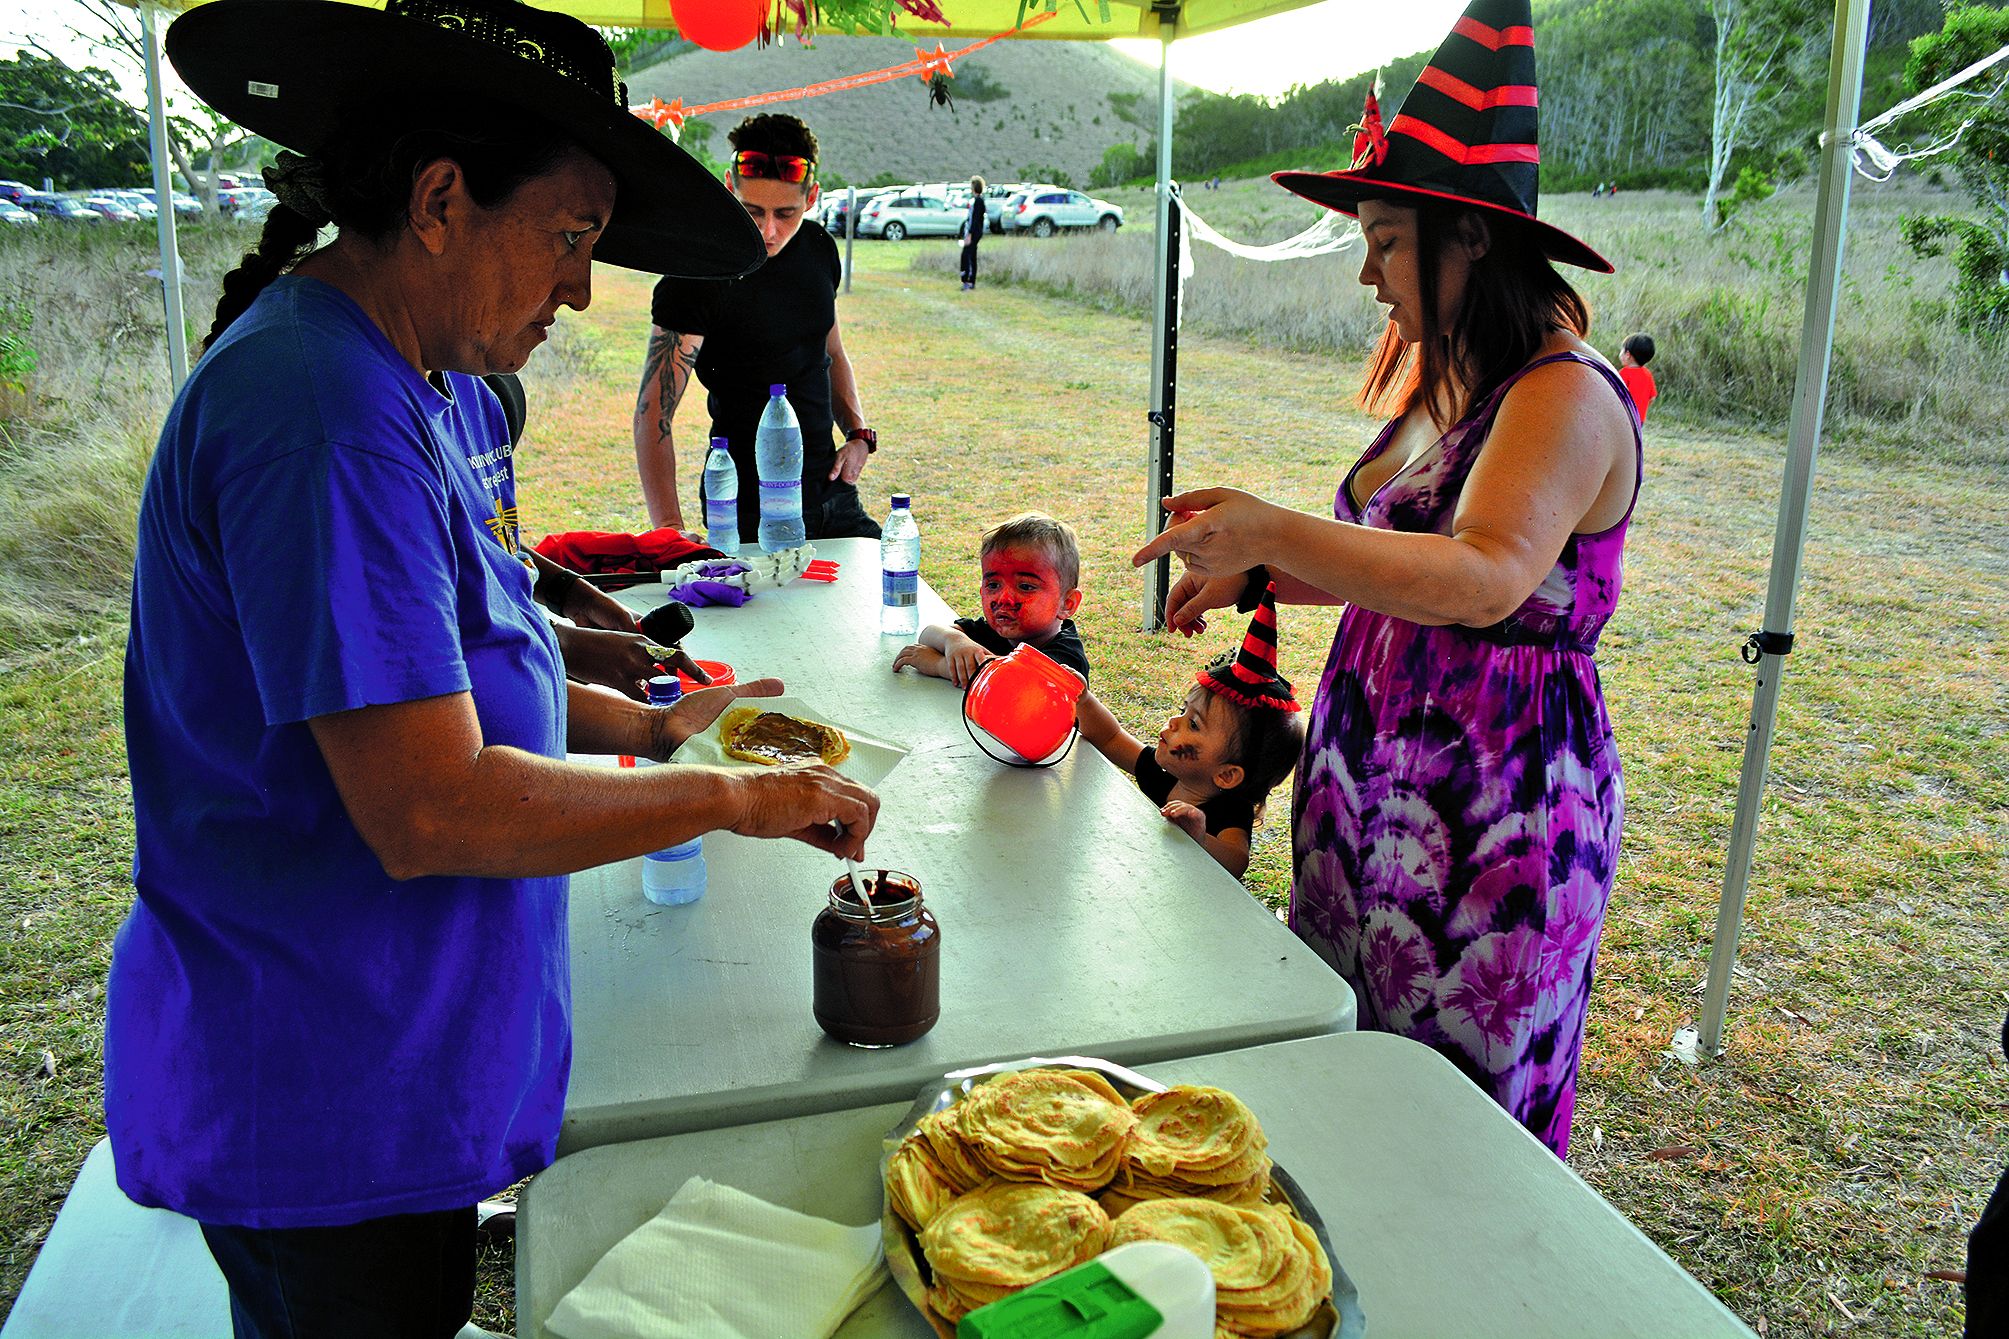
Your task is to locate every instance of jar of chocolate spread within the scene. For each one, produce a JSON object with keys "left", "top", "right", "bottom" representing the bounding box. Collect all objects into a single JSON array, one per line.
[{"left": 812, "top": 871, "right": 939, "bottom": 1047}]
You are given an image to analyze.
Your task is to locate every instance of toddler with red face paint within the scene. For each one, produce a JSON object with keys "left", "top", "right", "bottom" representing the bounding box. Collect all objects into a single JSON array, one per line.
[
  {"left": 892, "top": 512, "right": 1092, "bottom": 687},
  {"left": 1074, "top": 585, "right": 1304, "bottom": 878}
]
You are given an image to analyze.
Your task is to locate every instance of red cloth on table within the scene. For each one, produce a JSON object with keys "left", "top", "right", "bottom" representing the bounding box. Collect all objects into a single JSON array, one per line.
[{"left": 533, "top": 528, "right": 719, "bottom": 575}]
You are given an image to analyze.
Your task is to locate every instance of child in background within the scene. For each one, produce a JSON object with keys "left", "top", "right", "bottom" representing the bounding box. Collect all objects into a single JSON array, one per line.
[
  {"left": 1075, "top": 585, "right": 1303, "bottom": 877},
  {"left": 893, "top": 512, "right": 1091, "bottom": 686},
  {"left": 1618, "top": 333, "right": 1658, "bottom": 422}
]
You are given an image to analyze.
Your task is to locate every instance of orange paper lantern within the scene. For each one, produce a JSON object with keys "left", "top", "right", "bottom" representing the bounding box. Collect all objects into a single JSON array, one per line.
[
  {"left": 963, "top": 644, "right": 1085, "bottom": 767},
  {"left": 670, "top": 0, "right": 768, "bottom": 51}
]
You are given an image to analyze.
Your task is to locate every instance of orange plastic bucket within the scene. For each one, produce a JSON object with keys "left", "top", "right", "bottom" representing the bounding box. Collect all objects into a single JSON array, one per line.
[
  {"left": 676, "top": 659, "right": 736, "bottom": 691},
  {"left": 962, "top": 644, "right": 1084, "bottom": 767}
]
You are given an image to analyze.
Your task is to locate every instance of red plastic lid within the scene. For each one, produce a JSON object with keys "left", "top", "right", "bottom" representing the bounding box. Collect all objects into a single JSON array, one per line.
[{"left": 676, "top": 659, "right": 736, "bottom": 689}]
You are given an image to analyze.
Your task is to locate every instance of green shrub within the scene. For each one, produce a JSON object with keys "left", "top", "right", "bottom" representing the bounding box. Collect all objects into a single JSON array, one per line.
[{"left": 0, "top": 297, "right": 34, "bottom": 393}]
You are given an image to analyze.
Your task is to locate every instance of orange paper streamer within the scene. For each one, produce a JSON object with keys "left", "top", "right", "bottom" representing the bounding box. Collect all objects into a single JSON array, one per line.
[{"left": 634, "top": 11, "right": 1055, "bottom": 133}]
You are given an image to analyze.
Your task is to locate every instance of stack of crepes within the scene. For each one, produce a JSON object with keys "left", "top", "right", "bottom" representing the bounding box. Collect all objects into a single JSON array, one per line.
[{"left": 884, "top": 1070, "right": 1332, "bottom": 1336}]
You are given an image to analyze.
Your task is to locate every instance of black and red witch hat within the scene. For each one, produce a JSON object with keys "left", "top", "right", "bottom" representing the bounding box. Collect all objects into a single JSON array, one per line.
[
  {"left": 1272, "top": 0, "right": 1610, "bottom": 273},
  {"left": 1197, "top": 583, "right": 1301, "bottom": 714}
]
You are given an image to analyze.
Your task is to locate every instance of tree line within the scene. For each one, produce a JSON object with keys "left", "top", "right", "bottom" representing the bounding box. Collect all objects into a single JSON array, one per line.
[{"left": 1153, "top": 0, "right": 1990, "bottom": 222}]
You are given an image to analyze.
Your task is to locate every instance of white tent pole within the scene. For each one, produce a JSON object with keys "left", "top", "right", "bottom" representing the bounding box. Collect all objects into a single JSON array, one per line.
[
  {"left": 1697, "top": 0, "right": 1870, "bottom": 1057},
  {"left": 142, "top": 3, "right": 190, "bottom": 388},
  {"left": 1141, "top": 6, "right": 1178, "bottom": 632}
]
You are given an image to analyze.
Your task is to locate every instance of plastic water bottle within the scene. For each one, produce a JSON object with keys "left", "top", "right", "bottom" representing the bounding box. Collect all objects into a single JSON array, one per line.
[
  {"left": 702, "top": 437, "right": 740, "bottom": 555},
  {"left": 640, "top": 675, "right": 706, "bottom": 906},
  {"left": 755, "top": 384, "right": 805, "bottom": 553},
  {"left": 880, "top": 494, "right": 920, "bottom": 636}
]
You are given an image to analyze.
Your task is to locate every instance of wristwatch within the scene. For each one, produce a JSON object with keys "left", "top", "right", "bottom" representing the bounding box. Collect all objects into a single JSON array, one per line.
[{"left": 845, "top": 426, "right": 878, "bottom": 454}]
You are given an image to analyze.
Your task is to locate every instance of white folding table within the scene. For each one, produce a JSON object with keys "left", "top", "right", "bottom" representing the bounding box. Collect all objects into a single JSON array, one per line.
[
  {"left": 518, "top": 1031, "right": 1754, "bottom": 1338},
  {"left": 558, "top": 540, "right": 1354, "bottom": 1153}
]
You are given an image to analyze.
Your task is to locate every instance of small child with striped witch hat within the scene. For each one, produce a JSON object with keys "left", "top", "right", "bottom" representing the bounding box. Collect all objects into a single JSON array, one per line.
[{"left": 1075, "top": 584, "right": 1304, "bottom": 877}]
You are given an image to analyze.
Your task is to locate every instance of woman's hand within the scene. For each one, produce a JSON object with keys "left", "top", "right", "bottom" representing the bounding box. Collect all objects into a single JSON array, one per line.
[
  {"left": 556, "top": 625, "right": 662, "bottom": 700},
  {"left": 559, "top": 578, "right": 644, "bottom": 633},
  {"left": 646, "top": 677, "right": 784, "bottom": 758},
  {"left": 728, "top": 764, "right": 880, "bottom": 861},
  {"left": 1132, "top": 488, "right": 1283, "bottom": 582},
  {"left": 1161, "top": 571, "right": 1247, "bottom": 638}
]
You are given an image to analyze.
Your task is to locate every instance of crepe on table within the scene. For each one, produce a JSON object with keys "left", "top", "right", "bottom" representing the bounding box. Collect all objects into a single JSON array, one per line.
[
  {"left": 718, "top": 706, "right": 851, "bottom": 766},
  {"left": 886, "top": 1072, "right": 1333, "bottom": 1336}
]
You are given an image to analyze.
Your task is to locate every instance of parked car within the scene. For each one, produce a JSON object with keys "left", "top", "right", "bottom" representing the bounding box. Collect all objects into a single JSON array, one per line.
[
  {"left": 81, "top": 196, "right": 142, "bottom": 223},
  {"left": 138, "top": 187, "right": 204, "bottom": 216},
  {"left": 855, "top": 191, "right": 963, "bottom": 241},
  {"left": 980, "top": 182, "right": 1024, "bottom": 234},
  {"left": 108, "top": 190, "right": 159, "bottom": 219},
  {"left": 0, "top": 202, "right": 36, "bottom": 227},
  {"left": 16, "top": 192, "right": 100, "bottom": 223},
  {"left": 820, "top": 188, "right": 895, "bottom": 239},
  {"left": 0, "top": 181, "right": 36, "bottom": 205},
  {"left": 1000, "top": 189, "right": 1124, "bottom": 237},
  {"left": 217, "top": 186, "right": 276, "bottom": 217}
]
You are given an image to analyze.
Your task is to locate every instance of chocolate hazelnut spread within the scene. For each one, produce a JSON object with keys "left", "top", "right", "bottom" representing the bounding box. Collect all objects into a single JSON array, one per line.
[{"left": 813, "top": 871, "right": 940, "bottom": 1047}]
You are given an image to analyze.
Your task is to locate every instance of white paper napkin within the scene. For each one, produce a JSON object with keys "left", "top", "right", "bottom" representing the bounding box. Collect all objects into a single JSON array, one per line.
[{"left": 545, "top": 1176, "right": 887, "bottom": 1339}]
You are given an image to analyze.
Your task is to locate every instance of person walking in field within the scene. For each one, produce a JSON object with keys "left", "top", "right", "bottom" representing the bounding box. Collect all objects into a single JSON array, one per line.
[{"left": 960, "top": 174, "right": 987, "bottom": 290}]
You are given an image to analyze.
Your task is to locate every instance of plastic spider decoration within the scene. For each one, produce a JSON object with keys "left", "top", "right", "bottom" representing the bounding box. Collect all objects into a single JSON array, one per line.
[{"left": 927, "top": 72, "right": 954, "bottom": 110}]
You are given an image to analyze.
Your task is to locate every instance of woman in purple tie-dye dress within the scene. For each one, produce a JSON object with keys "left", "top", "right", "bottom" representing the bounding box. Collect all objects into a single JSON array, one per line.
[
  {"left": 1288, "top": 350, "right": 1639, "bottom": 1156},
  {"left": 1137, "top": 209, "right": 1638, "bottom": 1157}
]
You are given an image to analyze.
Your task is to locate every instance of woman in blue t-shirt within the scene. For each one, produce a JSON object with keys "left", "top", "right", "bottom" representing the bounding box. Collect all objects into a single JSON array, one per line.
[{"left": 112, "top": 3, "right": 880, "bottom": 1334}]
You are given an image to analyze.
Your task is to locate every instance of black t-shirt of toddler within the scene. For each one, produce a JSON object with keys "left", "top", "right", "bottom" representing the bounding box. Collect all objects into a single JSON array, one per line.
[
  {"left": 1133, "top": 746, "right": 1257, "bottom": 836},
  {"left": 953, "top": 616, "right": 1091, "bottom": 683}
]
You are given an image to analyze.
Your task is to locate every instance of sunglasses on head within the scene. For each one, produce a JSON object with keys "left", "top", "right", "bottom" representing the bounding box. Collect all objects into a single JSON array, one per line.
[{"left": 731, "top": 150, "right": 814, "bottom": 185}]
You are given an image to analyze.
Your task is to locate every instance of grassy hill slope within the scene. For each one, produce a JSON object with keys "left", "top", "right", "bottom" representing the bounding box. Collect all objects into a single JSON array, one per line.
[{"left": 627, "top": 34, "right": 1188, "bottom": 187}]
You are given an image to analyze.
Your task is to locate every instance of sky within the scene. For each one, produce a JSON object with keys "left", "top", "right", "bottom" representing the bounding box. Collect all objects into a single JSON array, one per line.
[{"left": 5, "top": 0, "right": 1467, "bottom": 109}]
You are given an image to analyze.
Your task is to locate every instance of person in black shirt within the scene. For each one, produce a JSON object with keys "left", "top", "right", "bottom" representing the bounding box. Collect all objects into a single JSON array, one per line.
[
  {"left": 1073, "top": 586, "right": 1305, "bottom": 878},
  {"left": 959, "top": 175, "right": 986, "bottom": 291},
  {"left": 635, "top": 114, "right": 880, "bottom": 541}
]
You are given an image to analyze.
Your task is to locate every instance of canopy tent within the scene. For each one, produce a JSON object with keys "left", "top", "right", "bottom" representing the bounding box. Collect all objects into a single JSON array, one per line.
[{"left": 120, "top": 0, "right": 1878, "bottom": 1055}]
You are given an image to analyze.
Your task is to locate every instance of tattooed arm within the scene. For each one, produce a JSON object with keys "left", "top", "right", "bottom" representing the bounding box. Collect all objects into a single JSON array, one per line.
[{"left": 634, "top": 325, "right": 704, "bottom": 530}]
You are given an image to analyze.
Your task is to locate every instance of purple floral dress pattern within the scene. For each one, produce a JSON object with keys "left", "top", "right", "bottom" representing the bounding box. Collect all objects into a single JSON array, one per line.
[{"left": 1289, "top": 353, "right": 1640, "bottom": 1156}]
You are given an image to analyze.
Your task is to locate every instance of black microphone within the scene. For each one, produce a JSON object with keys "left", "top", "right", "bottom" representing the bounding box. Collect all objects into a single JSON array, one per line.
[{"left": 639, "top": 601, "right": 696, "bottom": 648}]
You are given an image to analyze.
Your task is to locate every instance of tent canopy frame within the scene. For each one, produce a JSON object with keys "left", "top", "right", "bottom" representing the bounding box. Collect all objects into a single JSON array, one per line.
[{"left": 125, "top": 0, "right": 1878, "bottom": 1055}]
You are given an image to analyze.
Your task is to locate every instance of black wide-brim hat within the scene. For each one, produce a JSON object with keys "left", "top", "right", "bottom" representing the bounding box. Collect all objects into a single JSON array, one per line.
[
  {"left": 1272, "top": 0, "right": 1610, "bottom": 274},
  {"left": 166, "top": 0, "right": 763, "bottom": 279}
]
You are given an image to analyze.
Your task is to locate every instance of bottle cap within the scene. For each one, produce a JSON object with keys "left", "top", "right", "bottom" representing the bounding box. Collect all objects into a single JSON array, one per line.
[
  {"left": 892, "top": 494, "right": 911, "bottom": 508},
  {"left": 710, "top": 436, "right": 729, "bottom": 449},
  {"left": 645, "top": 674, "right": 683, "bottom": 705},
  {"left": 769, "top": 383, "right": 787, "bottom": 397}
]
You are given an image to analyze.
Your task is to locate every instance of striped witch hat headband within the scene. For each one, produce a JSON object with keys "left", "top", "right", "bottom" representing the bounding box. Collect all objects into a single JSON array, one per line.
[
  {"left": 1196, "top": 583, "right": 1301, "bottom": 714},
  {"left": 1271, "top": 0, "right": 1610, "bottom": 273}
]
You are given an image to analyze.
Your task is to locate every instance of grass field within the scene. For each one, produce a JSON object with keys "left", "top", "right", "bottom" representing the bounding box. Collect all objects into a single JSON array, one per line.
[{"left": 2, "top": 204, "right": 2005, "bottom": 1337}]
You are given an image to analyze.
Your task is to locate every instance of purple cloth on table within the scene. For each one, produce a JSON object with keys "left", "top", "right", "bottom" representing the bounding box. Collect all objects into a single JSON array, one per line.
[
  {"left": 668, "top": 579, "right": 752, "bottom": 607},
  {"left": 1289, "top": 352, "right": 1641, "bottom": 1158}
]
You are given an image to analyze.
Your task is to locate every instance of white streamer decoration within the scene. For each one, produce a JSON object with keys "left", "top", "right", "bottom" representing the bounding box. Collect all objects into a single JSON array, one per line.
[
  {"left": 1169, "top": 193, "right": 1360, "bottom": 320},
  {"left": 1848, "top": 40, "right": 2009, "bottom": 182}
]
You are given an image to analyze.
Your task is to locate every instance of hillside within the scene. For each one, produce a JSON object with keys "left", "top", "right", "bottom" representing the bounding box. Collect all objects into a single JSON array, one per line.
[{"left": 626, "top": 35, "right": 1188, "bottom": 187}]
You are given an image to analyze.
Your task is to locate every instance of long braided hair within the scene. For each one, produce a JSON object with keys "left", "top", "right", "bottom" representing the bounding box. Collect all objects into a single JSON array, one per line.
[{"left": 203, "top": 106, "right": 578, "bottom": 353}]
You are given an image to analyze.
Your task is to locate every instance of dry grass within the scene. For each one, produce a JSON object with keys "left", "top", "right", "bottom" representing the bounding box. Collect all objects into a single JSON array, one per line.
[
  {"left": 925, "top": 176, "right": 2009, "bottom": 462},
  {"left": 2, "top": 205, "right": 2005, "bottom": 1339}
]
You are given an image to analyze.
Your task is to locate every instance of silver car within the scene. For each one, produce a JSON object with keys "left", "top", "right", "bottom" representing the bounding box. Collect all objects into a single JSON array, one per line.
[
  {"left": 855, "top": 192, "right": 962, "bottom": 241},
  {"left": 1001, "top": 189, "right": 1125, "bottom": 237}
]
